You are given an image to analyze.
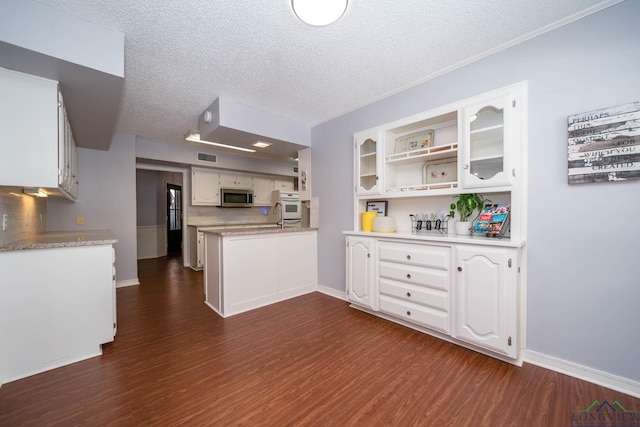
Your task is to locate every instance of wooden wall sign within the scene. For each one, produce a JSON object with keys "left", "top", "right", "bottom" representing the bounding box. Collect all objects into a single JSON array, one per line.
[{"left": 567, "top": 101, "right": 640, "bottom": 184}]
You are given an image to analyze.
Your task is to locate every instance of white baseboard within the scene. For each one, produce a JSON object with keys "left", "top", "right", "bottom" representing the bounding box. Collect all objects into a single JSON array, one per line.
[
  {"left": 116, "top": 279, "right": 140, "bottom": 288},
  {"left": 524, "top": 349, "right": 640, "bottom": 398},
  {"left": 316, "top": 285, "right": 346, "bottom": 301}
]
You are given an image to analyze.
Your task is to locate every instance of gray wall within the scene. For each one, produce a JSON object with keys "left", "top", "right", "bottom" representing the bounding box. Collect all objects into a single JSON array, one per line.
[
  {"left": 47, "top": 133, "right": 138, "bottom": 284},
  {"left": 136, "top": 169, "right": 182, "bottom": 227},
  {"left": 311, "top": 1, "right": 640, "bottom": 383}
]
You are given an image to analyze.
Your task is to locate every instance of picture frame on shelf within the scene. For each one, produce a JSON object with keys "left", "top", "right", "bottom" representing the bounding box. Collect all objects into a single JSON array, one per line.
[{"left": 366, "top": 201, "right": 388, "bottom": 216}]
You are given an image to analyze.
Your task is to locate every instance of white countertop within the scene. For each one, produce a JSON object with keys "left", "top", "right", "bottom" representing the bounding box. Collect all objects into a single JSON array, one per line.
[
  {"left": 202, "top": 226, "right": 317, "bottom": 237},
  {"left": 0, "top": 230, "right": 118, "bottom": 252},
  {"left": 343, "top": 230, "right": 526, "bottom": 248}
]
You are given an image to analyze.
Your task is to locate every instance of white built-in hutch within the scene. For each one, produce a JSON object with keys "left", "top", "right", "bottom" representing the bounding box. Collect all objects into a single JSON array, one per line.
[{"left": 344, "top": 81, "right": 528, "bottom": 365}]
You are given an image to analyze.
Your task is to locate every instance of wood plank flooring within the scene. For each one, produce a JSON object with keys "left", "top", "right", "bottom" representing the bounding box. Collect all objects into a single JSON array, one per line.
[{"left": 1, "top": 254, "right": 638, "bottom": 426}]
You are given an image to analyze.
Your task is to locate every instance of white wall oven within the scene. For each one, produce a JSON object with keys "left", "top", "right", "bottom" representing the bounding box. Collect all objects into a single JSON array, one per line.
[{"left": 272, "top": 190, "right": 301, "bottom": 227}]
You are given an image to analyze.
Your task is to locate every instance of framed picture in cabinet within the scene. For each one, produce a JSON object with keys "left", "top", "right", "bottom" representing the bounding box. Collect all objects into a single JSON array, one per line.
[{"left": 366, "top": 201, "right": 388, "bottom": 216}]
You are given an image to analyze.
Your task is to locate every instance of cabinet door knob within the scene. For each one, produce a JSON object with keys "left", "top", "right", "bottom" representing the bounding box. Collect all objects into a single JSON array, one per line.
[
  {"left": 464, "top": 164, "right": 469, "bottom": 170},
  {"left": 406, "top": 273, "right": 411, "bottom": 279},
  {"left": 367, "top": 253, "right": 371, "bottom": 258},
  {"left": 406, "top": 255, "right": 411, "bottom": 260},
  {"left": 406, "top": 292, "right": 411, "bottom": 298},
  {"left": 406, "top": 310, "right": 411, "bottom": 316},
  {"left": 457, "top": 266, "right": 462, "bottom": 272}
]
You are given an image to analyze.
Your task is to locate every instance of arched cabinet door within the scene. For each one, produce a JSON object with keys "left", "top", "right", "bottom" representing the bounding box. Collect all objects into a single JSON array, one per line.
[
  {"left": 346, "top": 236, "right": 377, "bottom": 310},
  {"left": 354, "top": 130, "right": 383, "bottom": 196},
  {"left": 460, "top": 84, "right": 525, "bottom": 189},
  {"left": 454, "top": 245, "right": 518, "bottom": 359}
]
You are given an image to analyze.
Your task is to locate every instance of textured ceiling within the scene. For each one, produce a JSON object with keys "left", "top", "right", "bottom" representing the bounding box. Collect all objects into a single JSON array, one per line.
[{"left": 34, "top": 0, "right": 616, "bottom": 153}]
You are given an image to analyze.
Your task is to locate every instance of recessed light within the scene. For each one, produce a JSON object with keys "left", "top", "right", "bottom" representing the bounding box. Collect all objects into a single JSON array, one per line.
[
  {"left": 184, "top": 131, "right": 256, "bottom": 153},
  {"left": 252, "top": 141, "right": 272, "bottom": 149}
]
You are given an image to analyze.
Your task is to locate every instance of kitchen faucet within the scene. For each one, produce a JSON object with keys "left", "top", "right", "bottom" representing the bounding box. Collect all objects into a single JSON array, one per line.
[{"left": 273, "top": 201, "right": 284, "bottom": 229}]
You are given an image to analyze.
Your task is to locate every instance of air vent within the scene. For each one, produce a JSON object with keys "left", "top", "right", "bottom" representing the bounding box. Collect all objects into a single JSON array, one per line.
[{"left": 197, "top": 152, "right": 217, "bottom": 163}]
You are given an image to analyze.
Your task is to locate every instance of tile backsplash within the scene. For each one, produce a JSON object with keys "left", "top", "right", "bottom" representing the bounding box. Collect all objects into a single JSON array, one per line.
[
  {"left": 0, "top": 187, "right": 47, "bottom": 247},
  {"left": 188, "top": 205, "right": 275, "bottom": 225}
]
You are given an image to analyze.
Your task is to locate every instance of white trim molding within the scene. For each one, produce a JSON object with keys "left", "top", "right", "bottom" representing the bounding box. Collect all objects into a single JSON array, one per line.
[
  {"left": 524, "top": 349, "right": 640, "bottom": 399},
  {"left": 116, "top": 279, "right": 140, "bottom": 288},
  {"left": 316, "top": 285, "right": 346, "bottom": 301}
]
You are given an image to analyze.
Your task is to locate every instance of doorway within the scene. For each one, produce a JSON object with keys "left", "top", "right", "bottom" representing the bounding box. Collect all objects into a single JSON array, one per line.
[{"left": 167, "top": 183, "right": 182, "bottom": 253}]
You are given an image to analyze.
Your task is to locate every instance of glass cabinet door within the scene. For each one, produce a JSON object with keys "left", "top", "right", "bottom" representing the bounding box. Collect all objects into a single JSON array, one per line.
[
  {"left": 355, "top": 131, "right": 382, "bottom": 195},
  {"left": 461, "top": 92, "right": 518, "bottom": 188}
]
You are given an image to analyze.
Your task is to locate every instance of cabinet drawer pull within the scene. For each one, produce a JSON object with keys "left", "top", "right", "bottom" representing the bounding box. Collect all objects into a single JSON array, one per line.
[
  {"left": 406, "top": 292, "right": 411, "bottom": 298},
  {"left": 406, "top": 310, "right": 411, "bottom": 316},
  {"left": 406, "top": 273, "right": 411, "bottom": 279},
  {"left": 457, "top": 266, "right": 462, "bottom": 272},
  {"left": 406, "top": 254, "right": 411, "bottom": 260}
]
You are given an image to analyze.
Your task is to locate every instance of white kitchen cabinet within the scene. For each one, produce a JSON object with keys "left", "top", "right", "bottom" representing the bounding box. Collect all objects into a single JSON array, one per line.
[
  {"left": 454, "top": 245, "right": 518, "bottom": 359},
  {"left": 346, "top": 82, "right": 527, "bottom": 365},
  {"left": 219, "top": 173, "right": 252, "bottom": 189},
  {"left": 191, "top": 168, "right": 220, "bottom": 205},
  {"left": 0, "top": 242, "right": 116, "bottom": 384},
  {"left": 274, "top": 177, "right": 295, "bottom": 192},
  {"left": 188, "top": 226, "right": 205, "bottom": 270},
  {"left": 378, "top": 241, "right": 451, "bottom": 334},
  {"left": 346, "top": 236, "right": 377, "bottom": 310},
  {"left": 354, "top": 130, "right": 383, "bottom": 196},
  {"left": 460, "top": 84, "right": 525, "bottom": 189},
  {"left": 0, "top": 67, "right": 78, "bottom": 200},
  {"left": 253, "top": 176, "right": 275, "bottom": 206}
]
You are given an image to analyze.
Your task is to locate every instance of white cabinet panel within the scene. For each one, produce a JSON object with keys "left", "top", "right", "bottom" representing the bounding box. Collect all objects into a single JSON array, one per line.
[
  {"left": 354, "top": 130, "right": 383, "bottom": 196},
  {"left": 346, "top": 236, "right": 377, "bottom": 310},
  {"left": 253, "top": 176, "right": 275, "bottom": 206},
  {"left": 454, "top": 245, "right": 518, "bottom": 358},
  {"left": 0, "top": 244, "right": 115, "bottom": 383},
  {"left": 191, "top": 168, "right": 220, "bottom": 205},
  {"left": 0, "top": 67, "right": 77, "bottom": 200},
  {"left": 274, "top": 177, "right": 295, "bottom": 192},
  {"left": 205, "top": 231, "right": 317, "bottom": 317},
  {"left": 220, "top": 173, "right": 252, "bottom": 189}
]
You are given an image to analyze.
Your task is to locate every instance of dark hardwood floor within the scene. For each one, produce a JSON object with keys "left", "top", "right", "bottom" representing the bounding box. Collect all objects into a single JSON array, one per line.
[{"left": 1, "top": 254, "right": 638, "bottom": 426}]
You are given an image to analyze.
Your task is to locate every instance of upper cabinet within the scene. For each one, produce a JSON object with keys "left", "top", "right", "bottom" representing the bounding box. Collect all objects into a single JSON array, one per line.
[
  {"left": 219, "top": 173, "right": 252, "bottom": 189},
  {"left": 252, "top": 176, "right": 275, "bottom": 206},
  {"left": 354, "top": 130, "right": 383, "bottom": 196},
  {"left": 460, "top": 84, "right": 525, "bottom": 189},
  {"left": 353, "top": 81, "right": 526, "bottom": 199},
  {"left": 0, "top": 67, "right": 78, "bottom": 200},
  {"left": 191, "top": 168, "right": 220, "bottom": 205},
  {"left": 274, "top": 177, "right": 295, "bottom": 192}
]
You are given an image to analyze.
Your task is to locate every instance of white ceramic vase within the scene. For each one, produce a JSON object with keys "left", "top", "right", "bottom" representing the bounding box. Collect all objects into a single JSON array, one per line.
[{"left": 454, "top": 221, "right": 472, "bottom": 236}]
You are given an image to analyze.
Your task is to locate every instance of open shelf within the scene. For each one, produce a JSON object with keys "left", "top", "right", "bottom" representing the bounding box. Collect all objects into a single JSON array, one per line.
[{"left": 386, "top": 143, "right": 458, "bottom": 165}]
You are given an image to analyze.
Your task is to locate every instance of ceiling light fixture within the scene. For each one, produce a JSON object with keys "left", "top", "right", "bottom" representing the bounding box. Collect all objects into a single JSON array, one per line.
[
  {"left": 184, "top": 131, "right": 256, "bottom": 153},
  {"left": 252, "top": 141, "right": 272, "bottom": 149},
  {"left": 292, "top": 0, "right": 348, "bottom": 26}
]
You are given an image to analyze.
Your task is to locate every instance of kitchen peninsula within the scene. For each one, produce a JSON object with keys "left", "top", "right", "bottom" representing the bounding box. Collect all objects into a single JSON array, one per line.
[{"left": 203, "top": 227, "right": 317, "bottom": 317}]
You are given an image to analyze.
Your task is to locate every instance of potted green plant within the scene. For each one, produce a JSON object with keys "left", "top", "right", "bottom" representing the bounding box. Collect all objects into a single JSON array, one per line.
[{"left": 449, "top": 193, "right": 489, "bottom": 235}]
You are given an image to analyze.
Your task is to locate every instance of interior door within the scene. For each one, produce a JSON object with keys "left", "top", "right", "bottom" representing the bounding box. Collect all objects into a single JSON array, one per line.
[{"left": 167, "top": 184, "right": 182, "bottom": 253}]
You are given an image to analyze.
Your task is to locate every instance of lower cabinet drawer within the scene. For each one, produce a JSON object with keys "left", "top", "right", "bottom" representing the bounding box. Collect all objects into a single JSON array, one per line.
[
  {"left": 379, "top": 262, "right": 449, "bottom": 291},
  {"left": 379, "top": 295, "right": 450, "bottom": 334},
  {"left": 379, "top": 278, "right": 449, "bottom": 312},
  {"left": 378, "top": 241, "right": 450, "bottom": 270}
]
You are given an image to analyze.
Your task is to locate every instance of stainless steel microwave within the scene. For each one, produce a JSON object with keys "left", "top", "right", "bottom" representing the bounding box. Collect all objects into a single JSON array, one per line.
[{"left": 220, "top": 188, "right": 253, "bottom": 207}]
